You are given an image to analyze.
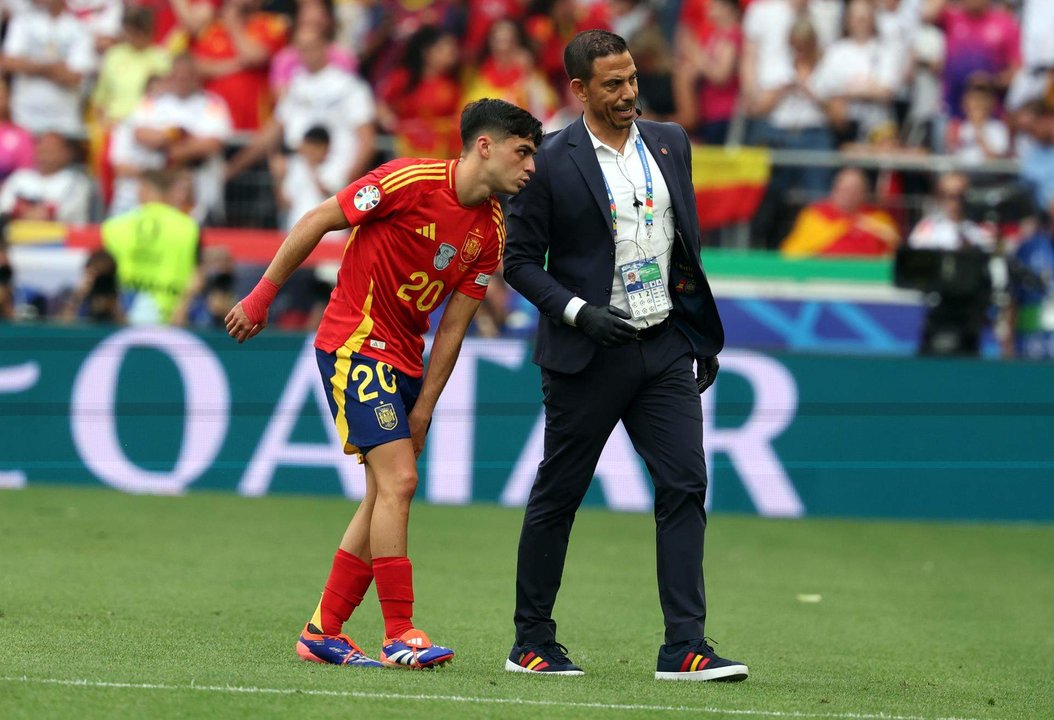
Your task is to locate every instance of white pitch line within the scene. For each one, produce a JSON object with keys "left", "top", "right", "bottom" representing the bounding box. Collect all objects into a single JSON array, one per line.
[{"left": 0, "top": 676, "right": 983, "bottom": 720}]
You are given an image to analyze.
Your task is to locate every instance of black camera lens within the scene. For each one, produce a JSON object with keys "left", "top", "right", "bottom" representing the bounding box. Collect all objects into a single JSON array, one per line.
[
  {"left": 90, "top": 273, "right": 117, "bottom": 296},
  {"left": 208, "top": 272, "right": 234, "bottom": 293}
]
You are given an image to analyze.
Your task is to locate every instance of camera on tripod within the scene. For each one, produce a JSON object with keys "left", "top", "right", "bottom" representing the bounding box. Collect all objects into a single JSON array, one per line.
[
  {"left": 962, "top": 182, "right": 1037, "bottom": 226},
  {"left": 894, "top": 182, "right": 1038, "bottom": 296},
  {"left": 892, "top": 182, "right": 1039, "bottom": 355}
]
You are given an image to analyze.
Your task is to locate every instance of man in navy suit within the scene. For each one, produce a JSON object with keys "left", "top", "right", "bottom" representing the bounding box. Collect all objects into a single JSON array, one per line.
[{"left": 502, "top": 30, "right": 748, "bottom": 681}]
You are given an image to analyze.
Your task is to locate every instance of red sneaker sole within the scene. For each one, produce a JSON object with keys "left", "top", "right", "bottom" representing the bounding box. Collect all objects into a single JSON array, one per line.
[{"left": 296, "top": 640, "right": 326, "bottom": 663}]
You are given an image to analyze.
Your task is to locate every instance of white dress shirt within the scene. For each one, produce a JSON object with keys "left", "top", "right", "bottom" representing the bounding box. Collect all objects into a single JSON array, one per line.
[{"left": 563, "top": 120, "right": 675, "bottom": 331}]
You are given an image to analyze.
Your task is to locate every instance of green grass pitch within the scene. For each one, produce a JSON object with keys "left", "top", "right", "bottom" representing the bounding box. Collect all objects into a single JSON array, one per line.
[{"left": 1, "top": 485, "right": 1052, "bottom": 720}]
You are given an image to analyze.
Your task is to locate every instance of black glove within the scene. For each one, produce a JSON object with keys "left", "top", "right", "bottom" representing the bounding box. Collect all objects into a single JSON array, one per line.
[
  {"left": 575, "top": 304, "right": 637, "bottom": 347},
  {"left": 696, "top": 356, "right": 719, "bottom": 394}
]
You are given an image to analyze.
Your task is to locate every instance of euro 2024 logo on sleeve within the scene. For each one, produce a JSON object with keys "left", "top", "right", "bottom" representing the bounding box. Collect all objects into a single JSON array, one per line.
[{"left": 354, "top": 185, "right": 381, "bottom": 212}]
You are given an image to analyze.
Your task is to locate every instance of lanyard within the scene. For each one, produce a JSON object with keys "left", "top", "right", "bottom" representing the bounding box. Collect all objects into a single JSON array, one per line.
[{"left": 601, "top": 135, "right": 654, "bottom": 240}]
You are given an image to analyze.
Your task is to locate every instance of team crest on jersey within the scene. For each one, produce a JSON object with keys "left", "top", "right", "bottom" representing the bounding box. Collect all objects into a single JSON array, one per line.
[
  {"left": 353, "top": 185, "right": 381, "bottom": 212},
  {"left": 461, "top": 229, "right": 484, "bottom": 263},
  {"left": 434, "top": 243, "right": 457, "bottom": 270},
  {"left": 375, "top": 403, "right": 398, "bottom": 431}
]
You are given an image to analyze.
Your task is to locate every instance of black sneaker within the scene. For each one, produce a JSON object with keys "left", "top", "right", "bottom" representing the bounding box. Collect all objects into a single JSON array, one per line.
[
  {"left": 505, "top": 641, "right": 585, "bottom": 675},
  {"left": 655, "top": 638, "right": 748, "bottom": 681}
]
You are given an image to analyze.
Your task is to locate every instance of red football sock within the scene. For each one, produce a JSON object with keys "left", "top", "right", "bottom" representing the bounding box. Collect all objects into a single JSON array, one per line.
[
  {"left": 318, "top": 549, "right": 373, "bottom": 635},
  {"left": 373, "top": 556, "right": 415, "bottom": 638}
]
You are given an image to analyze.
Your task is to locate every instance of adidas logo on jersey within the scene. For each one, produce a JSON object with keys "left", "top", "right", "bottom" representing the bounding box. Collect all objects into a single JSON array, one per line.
[{"left": 415, "top": 223, "right": 436, "bottom": 241}]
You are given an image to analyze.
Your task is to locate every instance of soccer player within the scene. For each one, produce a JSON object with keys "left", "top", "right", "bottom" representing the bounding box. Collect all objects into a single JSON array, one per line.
[{"left": 225, "top": 98, "right": 542, "bottom": 669}]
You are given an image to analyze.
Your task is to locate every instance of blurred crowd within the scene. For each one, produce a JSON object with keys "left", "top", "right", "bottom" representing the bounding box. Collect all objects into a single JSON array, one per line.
[{"left": 1, "top": 0, "right": 1053, "bottom": 356}]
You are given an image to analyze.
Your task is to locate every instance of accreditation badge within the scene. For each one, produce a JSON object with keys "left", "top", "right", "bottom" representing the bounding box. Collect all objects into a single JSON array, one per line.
[{"left": 619, "top": 257, "right": 671, "bottom": 319}]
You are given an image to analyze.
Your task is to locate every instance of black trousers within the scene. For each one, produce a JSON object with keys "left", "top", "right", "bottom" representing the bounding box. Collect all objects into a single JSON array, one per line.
[{"left": 514, "top": 326, "right": 709, "bottom": 647}]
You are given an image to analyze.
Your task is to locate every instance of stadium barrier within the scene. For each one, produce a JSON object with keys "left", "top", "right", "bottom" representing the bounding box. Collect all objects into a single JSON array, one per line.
[
  {"left": 2, "top": 325, "right": 1052, "bottom": 522},
  {"left": 7, "top": 224, "right": 930, "bottom": 354}
]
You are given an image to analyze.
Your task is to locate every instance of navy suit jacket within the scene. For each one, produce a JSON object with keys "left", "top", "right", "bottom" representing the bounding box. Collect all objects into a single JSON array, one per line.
[{"left": 504, "top": 116, "right": 724, "bottom": 374}]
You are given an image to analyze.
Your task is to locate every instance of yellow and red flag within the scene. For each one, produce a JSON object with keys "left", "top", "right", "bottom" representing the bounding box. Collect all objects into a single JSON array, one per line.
[
  {"left": 780, "top": 202, "right": 900, "bottom": 258},
  {"left": 691, "top": 145, "right": 770, "bottom": 230}
]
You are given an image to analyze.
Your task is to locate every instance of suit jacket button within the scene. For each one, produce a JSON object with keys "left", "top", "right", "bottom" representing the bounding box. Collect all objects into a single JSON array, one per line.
[{"left": 604, "top": 287, "right": 611, "bottom": 294}]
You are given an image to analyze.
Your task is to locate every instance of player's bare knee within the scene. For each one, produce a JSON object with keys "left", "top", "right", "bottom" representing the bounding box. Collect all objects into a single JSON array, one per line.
[{"left": 377, "top": 468, "right": 418, "bottom": 504}]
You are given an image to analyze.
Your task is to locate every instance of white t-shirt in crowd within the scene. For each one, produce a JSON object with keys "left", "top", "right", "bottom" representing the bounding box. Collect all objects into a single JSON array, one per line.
[
  {"left": 813, "top": 37, "right": 901, "bottom": 138},
  {"left": 876, "top": 0, "right": 923, "bottom": 51},
  {"left": 275, "top": 65, "right": 375, "bottom": 190},
  {"left": 1007, "top": 0, "right": 1054, "bottom": 110},
  {"left": 876, "top": 0, "right": 922, "bottom": 99},
  {"left": 761, "top": 59, "right": 828, "bottom": 130},
  {"left": 280, "top": 154, "right": 331, "bottom": 232},
  {"left": 909, "top": 24, "right": 946, "bottom": 122},
  {"left": 2, "top": 8, "right": 96, "bottom": 135},
  {"left": 1020, "top": 0, "right": 1054, "bottom": 70},
  {"left": 66, "top": 0, "right": 123, "bottom": 40},
  {"left": 908, "top": 214, "right": 994, "bottom": 251},
  {"left": 952, "top": 119, "right": 1011, "bottom": 164},
  {"left": 0, "top": 167, "right": 91, "bottom": 223},
  {"left": 769, "top": 82, "right": 829, "bottom": 130},
  {"left": 0, "top": 0, "right": 33, "bottom": 18},
  {"left": 743, "top": 0, "right": 842, "bottom": 92},
  {"left": 109, "top": 90, "right": 233, "bottom": 221}
]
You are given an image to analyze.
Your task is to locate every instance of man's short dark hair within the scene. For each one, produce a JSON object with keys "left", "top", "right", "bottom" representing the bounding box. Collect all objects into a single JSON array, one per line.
[
  {"left": 303, "top": 125, "right": 331, "bottom": 145},
  {"left": 123, "top": 5, "right": 155, "bottom": 34},
  {"left": 563, "top": 30, "right": 629, "bottom": 82},
  {"left": 140, "top": 168, "right": 180, "bottom": 193},
  {"left": 460, "top": 98, "right": 543, "bottom": 151}
]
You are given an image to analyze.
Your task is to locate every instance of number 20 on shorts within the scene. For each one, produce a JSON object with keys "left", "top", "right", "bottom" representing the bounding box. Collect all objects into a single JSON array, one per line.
[{"left": 351, "top": 361, "right": 397, "bottom": 402}]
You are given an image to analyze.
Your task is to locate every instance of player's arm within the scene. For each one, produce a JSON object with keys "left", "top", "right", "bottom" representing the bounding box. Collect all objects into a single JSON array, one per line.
[
  {"left": 407, "top": 290, "right": 481, "bottom": 458},
  {"left": 225, "top": 195, "right": 349, "bottom": 343}
]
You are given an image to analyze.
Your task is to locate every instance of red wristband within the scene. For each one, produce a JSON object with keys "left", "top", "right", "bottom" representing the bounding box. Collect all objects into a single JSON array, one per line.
[{"left": 240, "top": 277, "right": 279, "bottom": 325}]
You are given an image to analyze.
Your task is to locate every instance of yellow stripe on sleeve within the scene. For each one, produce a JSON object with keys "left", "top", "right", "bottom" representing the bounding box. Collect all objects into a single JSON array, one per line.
[
  {"left": 383, "top": 173, "right": 447, "bottom": 195},
  {"left": 379, "top": 162, "right": 447, "bottom": 191}
]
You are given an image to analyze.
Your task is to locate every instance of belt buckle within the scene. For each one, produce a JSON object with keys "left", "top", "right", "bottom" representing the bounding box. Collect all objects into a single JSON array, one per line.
[{"left": 637, "top": 318, "right": 667, "bottom": 341}]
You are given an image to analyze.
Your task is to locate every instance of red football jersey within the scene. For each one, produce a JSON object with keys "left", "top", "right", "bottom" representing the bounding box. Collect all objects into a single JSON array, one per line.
[
  {"left": 315, "top": 158, "right": 505, "bottom": 377},
  {"left": 191, "top": 13, "right": 289, "bottom": 130}
]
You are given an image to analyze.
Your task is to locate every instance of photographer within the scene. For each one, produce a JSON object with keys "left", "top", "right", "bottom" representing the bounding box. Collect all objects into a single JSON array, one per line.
[
  {"left": 171, "top": 245, "right": 237, "bottom": 329},
  {"left": 1007, "top": 197, "right": 1054, "bottom": 359},
  {"left": 58, "top": 249, "right": 125, "bottom": 324},
  {"left": 903, "top": 172, "right": 995, "bottom": 356}
]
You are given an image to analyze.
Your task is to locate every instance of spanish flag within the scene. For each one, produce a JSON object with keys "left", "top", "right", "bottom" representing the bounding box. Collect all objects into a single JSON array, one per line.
[
  {"left": 691, "top": 145, "right": 770, "bottom": 230},
  {"left": 780, "top": 202, "right": 900, "bottom": 258}
]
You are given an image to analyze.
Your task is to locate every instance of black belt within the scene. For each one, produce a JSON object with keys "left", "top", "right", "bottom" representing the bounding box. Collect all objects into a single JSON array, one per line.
[{"left": 636, "top": 317, "right": 671, "bottom": 341}]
